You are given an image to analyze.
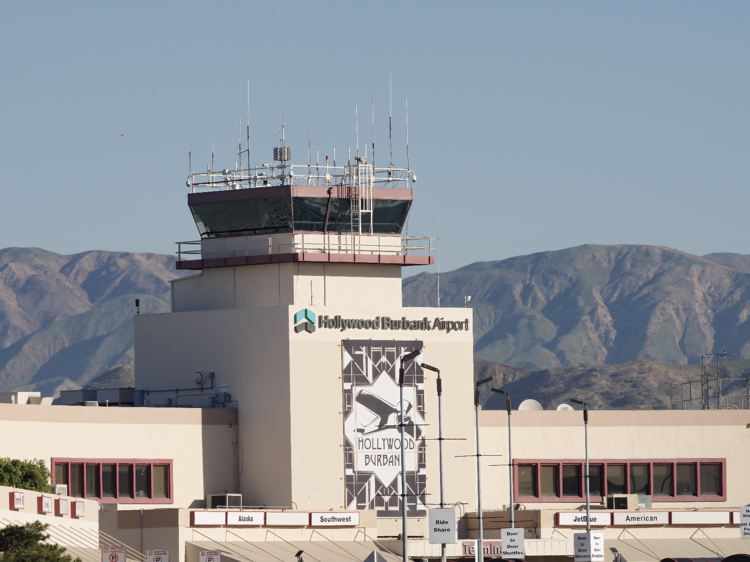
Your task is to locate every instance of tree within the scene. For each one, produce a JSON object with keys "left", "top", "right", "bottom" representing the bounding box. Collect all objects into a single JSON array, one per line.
[
  {"left": 0, "top": 521, "right": 81, "bottom": 561},
  {"left": 0, "top": 458, "right": 51, "bottom": 493}
]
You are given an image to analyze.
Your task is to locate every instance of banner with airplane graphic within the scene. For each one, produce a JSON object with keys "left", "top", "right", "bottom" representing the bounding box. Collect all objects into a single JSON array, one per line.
[{"left": 342, "top": 340, "right": 426, "bottom": 518}]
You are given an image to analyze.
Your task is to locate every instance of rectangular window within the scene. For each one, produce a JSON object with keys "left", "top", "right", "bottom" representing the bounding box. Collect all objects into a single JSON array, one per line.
[
  {"left": 55, "top": 464, "right": 68, "bottom": 488},
  {"left": 153, "top": 466, "right": 168, "bottom": 498},
  {"left": 653, "top": 464, "right": 673, "bottom": 496},
  {"left": 630, "top": 465, "right": 650, "bottom": 495},
  {"left": 85, "top": 465, "right": 98, "bottom": 498},
  {"left": 607, "top": 465, "right": 626, "bottom": 495},
  {"left": 700, "top": 464, "right": 721, "bottom": 496},
  {"left": 102, "top": 465, "right": 115, "bottom": 498},
  {"left": 589, "top": 465, "right": 603, "bottom": 497},
  {"left": 676, "top": 464, "right": 696, "bottom": 496},
  {"left": 118, "top": 465, "right": 132, "bottom": 498},
  {"left": 70, "top": 464, "right": 83, "bottom": 497},
  {"left": 518, "top": 465, "right": 536, "bottom": 496},
  {"left": 562, "top": 465, "right": 580, "bottom": 497},
  {"left": 135, "top": 465, "right": 149, "bottom": 498},
  {"left": 540, "top": 465, "right": 558, "bottom": 497}
]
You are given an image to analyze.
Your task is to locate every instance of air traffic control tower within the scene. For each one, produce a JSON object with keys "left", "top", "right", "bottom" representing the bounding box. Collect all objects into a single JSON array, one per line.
[{"left": 134, "top": 126, "right": 477, "bottom": 537}]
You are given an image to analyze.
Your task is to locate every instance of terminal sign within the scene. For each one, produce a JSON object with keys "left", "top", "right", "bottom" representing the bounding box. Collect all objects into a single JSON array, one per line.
[
  {"left": 102, "top": 545, "right": 126, "bottom": 562},
  {"left": 574, "top": 532, "right": 604, "bottom": 562},
  {"left": 147, "top": 550, "right": 169, "bottom": 562},
  {"left": 428, "top": 508, "right": 456, "bottom": 544},
  {"left": 199, "top": 551, "right": 220, "bottom": 562},
  {"left": 501, "top": 528, "right": 525, "bottom": 559},
  {"left": 741, "top": 506, "right": 750, "bottom": 539}
]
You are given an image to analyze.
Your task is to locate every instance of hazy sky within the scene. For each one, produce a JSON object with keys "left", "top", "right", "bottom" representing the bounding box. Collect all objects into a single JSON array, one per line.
[{"left": 2, "top": 2, "right": 749, "bottom": 276}]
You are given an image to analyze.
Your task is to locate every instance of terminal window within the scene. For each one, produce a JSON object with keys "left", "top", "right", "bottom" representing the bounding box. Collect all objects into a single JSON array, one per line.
[
  {"left": 515, "top": 459, "right": 725, "bottom": 503},
  {"left": 52, "top": 458, "right": 172, "bottom": 504}
]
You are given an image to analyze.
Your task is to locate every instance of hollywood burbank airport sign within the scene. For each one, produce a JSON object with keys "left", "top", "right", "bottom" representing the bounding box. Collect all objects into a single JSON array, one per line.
[{"left": 294, "top": 308, "right": 470, "bottom": 334}]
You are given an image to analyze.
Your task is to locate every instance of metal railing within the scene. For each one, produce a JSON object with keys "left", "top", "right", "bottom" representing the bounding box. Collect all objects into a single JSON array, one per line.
[{"left": 176, "top": 235, "right": 433, "bottom": 262}]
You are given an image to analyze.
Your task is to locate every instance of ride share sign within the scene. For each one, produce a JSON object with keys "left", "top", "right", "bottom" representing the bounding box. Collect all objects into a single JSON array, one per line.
[
  {"left": 102, "top": 545, "right": 127, "bottom": 562},
  {"left": 428, "top": 508, "right": 456, "bottom": 544}
]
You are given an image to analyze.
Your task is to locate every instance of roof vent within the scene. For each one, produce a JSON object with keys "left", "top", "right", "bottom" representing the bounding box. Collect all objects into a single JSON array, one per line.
[{"left": 84, "top": 401, "right": 99, "bottom": 407}]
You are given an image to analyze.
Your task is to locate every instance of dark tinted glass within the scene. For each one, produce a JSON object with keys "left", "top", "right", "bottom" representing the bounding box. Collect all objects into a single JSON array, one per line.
[
  {"left": 589, "top": 465, "right": 603, "bottom": 496},
  {"left": 102, "top": 465, "right": 115, "bottom": 497},
  {"left": 226, "top": 199, "right": 261, "bottom": 234},
  {"left": 562, "top": 465, "right": 580, "bottom": 496},
  {"left": 541, "top": 465, "right": 558, "bottom": 497},
  {"left": 676, "top": 464, "right": 696, "bottom": 496},
  {"left": 55, "top": 464, "right": 68, "bottom": 488},
  {"left": 327, "top": 198, "right": 352, "bottom": 232},
  {"left": 630, "top": 465, "right": 649, "bottom": 494},
  {"left": 86, "top": 465, "right": 98, "bottom": 498},
  {"left": 118, "top": 465, "right": 132, "bottom": 498},
  {"left": 190, "top": 203, "right": 231, "bottom": 238},
  {"left": 70, "top": 464, "right": 83, "bottom": 497},
  {"left": 255, "top": 197, "right": 292, "bottom": 233},
  {"left": 153, "top": 466, "right": 168, "bottom": 498},
  {"left": 518, "top": 465, "right": 536, "bottom": 496},
  {"left": 607, "top": 465, "right": 626, "bottom": 495},
  {"left": 372, "top": 200, "right": 411, "bottom": 234},
  {"left": 135, "top": 465, "right": 149, "bottom": 498},
  {"left": 700, "top": 464, "right": 721, "bottom": 496},
  {"left": 293, "top": 197, "right": 328, "bottom": 232},
  {"left": 653, "top": 465, "right": 672, "bottom": 495}
]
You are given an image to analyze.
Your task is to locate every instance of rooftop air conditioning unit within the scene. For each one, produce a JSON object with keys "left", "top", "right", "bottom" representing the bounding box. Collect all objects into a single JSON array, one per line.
[
  {"left": 207, "top": 493, "right": 242, "bottom": 509},
  {"left": 55, "top": 485, "right": 68, "bottom": 496},
  {"left": 606, "top": 494, "right": 638, "bottom": 510}
]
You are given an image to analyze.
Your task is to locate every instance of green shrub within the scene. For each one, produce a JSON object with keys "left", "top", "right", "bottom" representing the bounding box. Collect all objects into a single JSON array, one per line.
[
  {"left": 0, "top": 458, "right": 51, "bottom": 493},
  {"left": 0, "top": 521, "right": 81, "bottom": 561}
]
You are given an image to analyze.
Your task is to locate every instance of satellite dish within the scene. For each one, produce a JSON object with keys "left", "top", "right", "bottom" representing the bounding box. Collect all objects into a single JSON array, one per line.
[
  {"left": 518, "top": 399, "right": 543, "bottom": 411},
  {"left": 557, "top": 403, "right": 575, "bottom": 411}
]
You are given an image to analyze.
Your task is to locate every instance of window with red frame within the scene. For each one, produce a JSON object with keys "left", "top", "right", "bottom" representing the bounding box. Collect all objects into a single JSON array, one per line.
[
  {"left": 514, "top": 459, "right": 725, "bottom": 503},
  {"left": 51, "top": 459, "right": 172, "bottom": 504}
]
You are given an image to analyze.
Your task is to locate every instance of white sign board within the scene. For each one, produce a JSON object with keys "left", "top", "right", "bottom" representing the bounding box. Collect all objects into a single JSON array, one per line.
[
  {"left": 612, "top": 512, "right": 669, "bottom": 526},
  {"left": 227, "top": 511, "right": 264, "bottom": 526},
  {"left": 501, "top": 528, "right": 525, "bottom": 559},
  {"left": 265, "top": 511, "right": 310, "bottom": 526},
  {"left": 671, "top": 511, "right": 730, "bottom": 525},
  {"left": 56, "top": 498, "right": 69, "bottom": 515},
  {"left": 40, "top": 496, "right": 53, "bottom": 513},
  {"left": 558, "top": 512, "right": 611, "bottom": 526},
  {"left": 11, "top": 491, "right": 23, "bottom": 509},
  {"left": 102, "top": 545, "right": 127, "bottom": 562},
  {"left": 310, "top": 512, "right": 360, "bottom": 527},
  {"left": 428, "top": 508, "right": 456, "bottom": 544},
  {"left": 741, "top": 506, "right": 750, "bottom": 539},
  {"left": 191, "top": 511, "right": 226, "bottom": 526},
  {"left": 147, "top": 550, "right": 169, "bottom": 562},
  {"left": 74, "top": 501, "right": 85, "bottom": 517},
  {"left": 574, "top": 532, "right": 604, "bottom": 562},
  {"left": 199, "top": 551, "right": 221, "bottom": 562}
]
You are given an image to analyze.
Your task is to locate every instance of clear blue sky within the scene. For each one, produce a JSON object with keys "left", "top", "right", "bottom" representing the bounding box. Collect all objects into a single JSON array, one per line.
[{"left": 2, "top": 1, "right": 749, "bottom": 276}]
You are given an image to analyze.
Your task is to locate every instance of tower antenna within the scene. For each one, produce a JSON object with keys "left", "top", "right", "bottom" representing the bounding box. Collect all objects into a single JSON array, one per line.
[
  {"left": 308, "top": 133, "right": 312, "bottom": 185},
  {"left": 238, "top": 116, "right": 242, "bottom": 173},
  {"left": 389, "top": 71, "right": 393, "bottom": 169},
  {"left": 406, "top": 98, "right": 409, "bottom": 172},
  {"left": 247, "top": 80, "right": 250, "bottom": 176},
  {"left": 356, "top": 104, "right": 359, "bottom": 160},
  {"left": 372, "top": 95, "right": 375, "bottom": 169}
]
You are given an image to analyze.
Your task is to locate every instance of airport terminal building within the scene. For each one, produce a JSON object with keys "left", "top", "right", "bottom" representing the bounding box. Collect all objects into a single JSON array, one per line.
[{"left": 1, "top": 137, "right": 749, "bottom": 561}]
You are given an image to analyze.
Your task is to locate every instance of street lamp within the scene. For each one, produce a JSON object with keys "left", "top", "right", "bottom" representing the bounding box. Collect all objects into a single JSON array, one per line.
[
  {"left": 570, "top": 398, "right": 590, "bottom": 533},
  {"left": 399, "top": 348, "right": 422, "bottom": 562},
  {"left": 490, "top": 388, "right": 514, "bottom": 529},
  {"left": 422, "top": 362, "right": 447, "bottom": 562},
  {"left": 475, "top": 376, "right": 493, "bottom": 560}
]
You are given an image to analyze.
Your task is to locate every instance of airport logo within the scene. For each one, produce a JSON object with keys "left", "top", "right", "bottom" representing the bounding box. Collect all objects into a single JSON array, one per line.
[{"left": 294, "top": 309, "right": 316, "bottom": 333}]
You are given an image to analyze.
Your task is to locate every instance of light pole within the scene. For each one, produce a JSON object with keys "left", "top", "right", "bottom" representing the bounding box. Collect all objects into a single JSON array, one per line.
[
  {"left": 490, "top": 388, "right": 514, "bottom": 529},
  {"left": 421, "top": 362, "right": 446, "bottom": 562},
  {"left": 399, "top": 348, "right": 422, "bottom": 562},
  {"left": 475, "top": 376, "right": 493, "bottom": 560},
  {"left": 570, "top": 398, "right": 590, "bottom": 533}
]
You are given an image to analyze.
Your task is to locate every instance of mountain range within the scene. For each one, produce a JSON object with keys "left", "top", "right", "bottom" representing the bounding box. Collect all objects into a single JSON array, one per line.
[
  {"left": 3, "top": 244, "right": 750, "bottom": 402},
  {"left": 404, "top": 244, "right": 750, "bottom": 370}
]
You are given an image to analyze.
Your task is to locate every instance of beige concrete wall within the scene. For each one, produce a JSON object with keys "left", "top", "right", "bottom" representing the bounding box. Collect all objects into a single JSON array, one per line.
[
  {"left": 135, "top": 307, "right": 293, "bottom": 508},
  {"left": 171, "top": 262, "right": 402, "bottom": 312},
  {"left": 0, "top": 405, "right": 234, "bottom": 511}
]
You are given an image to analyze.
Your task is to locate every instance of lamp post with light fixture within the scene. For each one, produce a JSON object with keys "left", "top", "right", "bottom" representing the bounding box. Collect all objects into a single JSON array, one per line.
[
  {"left": 491, "top": 388, "right": 514, "bottom": 529},
  {"left": 570, "top": 398, "right": 590, "bottom": 533},
  {"left": 399, "top": 348, "right": 422, "bottom": 562},
  {"left": 475, "top": 376, "right": 493, "bottom": 559}
]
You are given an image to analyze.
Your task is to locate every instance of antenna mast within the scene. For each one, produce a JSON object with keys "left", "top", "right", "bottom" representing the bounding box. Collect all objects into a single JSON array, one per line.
[
  {"left": 406, "top": 98, "right": 409, "bottom": 172},
  {"left": 247, "top": 80, "right": 250, "bottom": 177},
  {"left": 356, "top": 104, "right": 359, "bottom": 159},
  {"left": 389, "top": 72, "right": 393, "bottom": 169},
  {"left": 372, "top": 95, "right": 375, "bottom": 169}
]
